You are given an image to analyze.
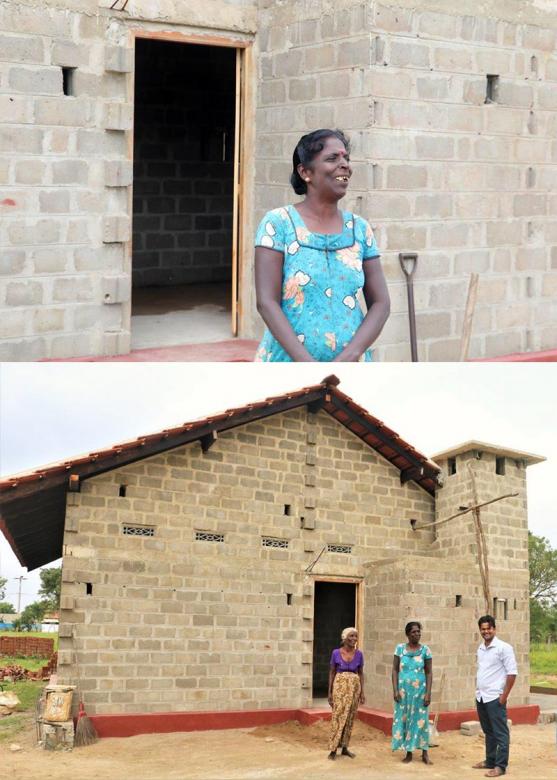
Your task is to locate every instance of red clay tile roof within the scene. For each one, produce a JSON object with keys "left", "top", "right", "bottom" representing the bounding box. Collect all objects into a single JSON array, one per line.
[{"left": 0, "top": 375, "right": 441, "bottom": 570}]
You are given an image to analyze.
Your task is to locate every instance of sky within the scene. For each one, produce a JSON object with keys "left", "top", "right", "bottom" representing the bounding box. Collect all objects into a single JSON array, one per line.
[{"left": 0, "top": 362, "right": 555, "bottom": 611}]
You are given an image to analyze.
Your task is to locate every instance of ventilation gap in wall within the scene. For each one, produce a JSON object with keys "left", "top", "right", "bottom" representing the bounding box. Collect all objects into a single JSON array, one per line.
[
  {"left": 496, "top": 457, "right": 506, "bottom": 475},
  {"left": 485, "top": 74, "right": 499, "bottom": 104},
  {"left": 62, "top": 67, "right": 76, "bottom": 96},
  {"left": 123, "top": 525, "right": 155, "bottom": 537},
  {"left": 195, "top": 531, "right": 224, "bottom": 543},
  {"left": 530, "top": 55, "right": 538, "bottom": 75},
  {"left": 526, "top": 167, "right": 535, "bottom": 189},
  {"left": 286, "top": 593, "right": 293, "bottom": 606},
  {"left": 284, "top": 504, "right": 291, "bottom": 516},
  {"left": 448, "top": 457, "right": 457, "bottom": 475},
  {"left": 455, "top": 594, "right": 462, "bottom": 607},
  {"left": 300, "top": 516, "right": 305, "bottom": 528},
  {"left": 86, "top": 583, "right": 93, "bottom": 595},
  {"left": 327, "top": 543, "right": 352, "bottom": 554},
  {"left": 513, "top": 599, "right": 517, "bottom": 610},
  {"left": 262, "top": 537, "right": 289, "bottom": 549},
  {"left": 119, "top": 484, "right": 127, "bottom": 497}
]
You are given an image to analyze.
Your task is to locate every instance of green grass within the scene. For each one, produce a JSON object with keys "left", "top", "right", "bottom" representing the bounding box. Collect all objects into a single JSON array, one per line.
[
  {"left": 530, "top": 643, "right": 557, "bottom": 675},
  {"left": 0, "top": 655, "right": 48, "bottom": 672},
  {"left": 0, "top": 680, "right": 44, "bottom": 743}
]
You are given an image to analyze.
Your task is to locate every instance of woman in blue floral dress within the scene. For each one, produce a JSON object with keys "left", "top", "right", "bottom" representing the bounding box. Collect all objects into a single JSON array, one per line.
[
  {"left": 391, "top": 621, "right": 433, "bottom": 765},
  {"left": 254, "top": 130, "right": 390, "bottom": 362}
]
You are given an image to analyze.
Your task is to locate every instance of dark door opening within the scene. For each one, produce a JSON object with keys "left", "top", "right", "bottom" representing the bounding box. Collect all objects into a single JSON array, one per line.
[
  {"left": 131, "top": 39, "right": 237, "bottom": 349},
  {"left": 313, "top": 581, "right": 357, "bottom": 697}
]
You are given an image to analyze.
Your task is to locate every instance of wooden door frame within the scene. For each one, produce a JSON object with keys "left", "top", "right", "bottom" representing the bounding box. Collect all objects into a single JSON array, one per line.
[{"left": 126, "top": 29, "right": 253, "bottom": 340}]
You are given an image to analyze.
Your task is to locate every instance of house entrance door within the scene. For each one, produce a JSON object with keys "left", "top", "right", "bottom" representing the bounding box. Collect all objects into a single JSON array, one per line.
[
  {"left": 130, "top": 36, "right": 244, "bottom": 351},
  {"left": 312, "top": 581, "right": 358, "bottom": 698}
]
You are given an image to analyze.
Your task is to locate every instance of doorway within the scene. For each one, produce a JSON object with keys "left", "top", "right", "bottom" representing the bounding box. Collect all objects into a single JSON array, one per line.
[
  {"left": 312, "top": 581, "right": 358, "bottom": 697},
  {"left": 131, "top": 38, "right": 239, "bottom": 349}
]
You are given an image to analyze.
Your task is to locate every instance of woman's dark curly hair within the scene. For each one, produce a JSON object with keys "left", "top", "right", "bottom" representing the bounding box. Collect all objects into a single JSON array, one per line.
[
  {"left": 405, "top": 621, "right": 422, "bottom": 636},
  {"left": 290, "top": 129, "right": 350, "bottom": 195}
]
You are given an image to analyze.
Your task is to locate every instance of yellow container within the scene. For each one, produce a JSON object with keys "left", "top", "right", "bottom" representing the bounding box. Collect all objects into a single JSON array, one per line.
[{"left": 43, "top": 685, "right": 75, "bottom": 723}]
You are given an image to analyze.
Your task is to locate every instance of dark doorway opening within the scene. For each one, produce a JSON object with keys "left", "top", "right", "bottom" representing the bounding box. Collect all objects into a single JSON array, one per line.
[
  {"left": 132, "top": 39, "right": 237, "bottom": 349},
  {"left": 313, "top": 581, "right": 357, "bottom": 697}
]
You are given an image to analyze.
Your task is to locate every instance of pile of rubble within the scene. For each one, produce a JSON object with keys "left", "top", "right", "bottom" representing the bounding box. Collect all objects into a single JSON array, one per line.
[{"left": 0, "top": 652, "right": 57, "bottom": 682}]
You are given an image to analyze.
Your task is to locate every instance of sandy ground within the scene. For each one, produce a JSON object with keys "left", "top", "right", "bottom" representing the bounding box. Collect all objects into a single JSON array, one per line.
[{"left": 1, "top": 715, "right": 555, "bottom": 780}]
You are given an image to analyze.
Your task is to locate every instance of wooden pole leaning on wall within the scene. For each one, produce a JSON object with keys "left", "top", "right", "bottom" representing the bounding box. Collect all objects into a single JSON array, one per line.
[{"left": 459, "top": 273, "right": 479, "bottom": 362}]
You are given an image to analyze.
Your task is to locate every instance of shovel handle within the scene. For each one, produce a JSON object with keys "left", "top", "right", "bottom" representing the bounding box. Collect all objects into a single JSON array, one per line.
[{"left": 399, "top": 253, "right": 418, "bottom": 279}]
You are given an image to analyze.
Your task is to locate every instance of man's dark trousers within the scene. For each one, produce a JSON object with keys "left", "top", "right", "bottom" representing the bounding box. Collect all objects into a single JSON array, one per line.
[{"left": 476, "top": 698, "right": 509, "bottom": 773}]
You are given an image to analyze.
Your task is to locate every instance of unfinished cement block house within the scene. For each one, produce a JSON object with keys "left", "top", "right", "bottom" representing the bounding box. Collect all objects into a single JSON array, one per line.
[
  {"left": 1, "top": 0, "right": 557, "bottom": 361},
  {"left": 0, "top": 376, "right": 543, "bottom": 730}
]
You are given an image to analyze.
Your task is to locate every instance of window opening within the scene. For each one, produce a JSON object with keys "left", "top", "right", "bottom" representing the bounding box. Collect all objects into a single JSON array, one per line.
[
  {"left": 286, "top": 593, "right": 293, "bottom": 605},
  {"left": 284, "top": 504, "right": 291, "bottom": 516},
  {"left": 62, "top": 67, "right": 76, "bottom": 96},
  {"left": 485, "top": 74, "right": 499, "bottom": 104},
  {"left": 86, "top": 583, "right": 93, "bottom": 595},
  {"left": 496, "top": 457, "right": 506, "bottom": 475},
  {"left": 119, "top": 484, "right": 127, "bottom": 497},
  {"left": 455, "top": 595, "right": 462, "bottom": 607},
  {"left": 448, "top": 457, "right": 456, "bottom": 475}
]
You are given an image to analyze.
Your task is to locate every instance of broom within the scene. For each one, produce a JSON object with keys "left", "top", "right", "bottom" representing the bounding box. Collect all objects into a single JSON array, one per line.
[{"left": 74, "top": 648, "right": 98, "bottom": 747}]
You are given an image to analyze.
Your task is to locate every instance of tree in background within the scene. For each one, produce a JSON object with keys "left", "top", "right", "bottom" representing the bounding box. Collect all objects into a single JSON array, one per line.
[
  {"left": 0, "top": 602, "right": 16, "bottom": 614},
  {"left": 38, "top": 567, "right": 61, "bottom": 613},
  {"left": 0, "top": 575, "right": 6, "bottom": 600},
  {"left": 529, "top": 532, "right": 557, "bottom": 643},
  {"left": 13, "top": 601, "right": 48, "bottom": 631}
]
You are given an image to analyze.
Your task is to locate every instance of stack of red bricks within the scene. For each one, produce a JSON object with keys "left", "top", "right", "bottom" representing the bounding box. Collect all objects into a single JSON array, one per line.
[{"left": 0, "top": 636, "right": 55, "bottom": 657}]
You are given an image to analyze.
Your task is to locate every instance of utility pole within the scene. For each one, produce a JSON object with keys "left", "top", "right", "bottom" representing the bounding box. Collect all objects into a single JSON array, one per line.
[{"left": 14, "top": 575, "right": 27, "bottom": 613}]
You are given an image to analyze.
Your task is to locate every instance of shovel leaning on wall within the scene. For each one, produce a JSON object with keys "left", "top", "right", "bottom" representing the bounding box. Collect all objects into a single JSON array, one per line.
[{"left": 399, "top": 253, "right": 419, "bottom": 362}]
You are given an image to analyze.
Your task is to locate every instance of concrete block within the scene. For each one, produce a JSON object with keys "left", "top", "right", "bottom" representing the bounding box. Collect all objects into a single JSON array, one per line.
[
  {"left": 0, "top": 34, "right": 45, "bottom": 63},
  {"left": 304, "top": 44, "right": 336, "bottom": 72},
  {"left": 104, "top": 46, "right": 133, "bottom": 73},
  {"left": 52, "top": 160, "right": 88, "bottom": 185},
  {"left": 6, "top": 281, "right": 43, "bottom": 306},
  {"left": 32, "top": 248, "right": 69, "bottom": 274},
  {"left": 101, "top": 330, "right": 130, "bottom": 356},
  {"left": 387, "top": 165, "right": 427, "bottom": 190},
  {"left": 0, "top": 309, "right": 27, "bottom": 339},
  {"left": 52, "top": 277, "right": 95, "bottom": 303},
  {"left": 496, "top": 82, "right": 533, "bottom": 109},
  {"left": 104, "top": 160, "right": 133, "bottom": 188},
  {"left": 9, "top": 66, "right": 61, "bottom": 95},
  {"left": 460, "top": 720, "right": 481, "bottom": 736},
  {"left": 390, "top": 41, "right": 430, "bottom": 69},
  {"left": 34, "top": 97, "right": 93, "bottom": 127},
  {"left": 102, "top": 275, "right": 130, "bottom": 304},
  {"left": 39, "top": 190, "right": 70, "bottom": 213},
  {"left": 0, "top": 250, "right": 26, "bottom": 275},
  {"left": 103, "top": 102, "right": 133, "bottom": 131},
  {"left": 14, "top": 160, "right": 45, "bottom": 184},
  {"left": 538, "top": 711, "right": 556, "bottom": 724},
  {"left": 33, "top": 308, "right": 65, "bottom": 334},
  {"left": 103, "top": 215, "right": 131, "bottom": 244},
  {"left": 288, "top": 77, "right": 316, "bottom": 102},
  {"left": 51, "top": 40, "right": 88, "bottom": 68}
]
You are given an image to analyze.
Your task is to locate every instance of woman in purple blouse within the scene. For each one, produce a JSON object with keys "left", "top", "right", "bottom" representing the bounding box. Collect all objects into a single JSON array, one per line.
[{"left": 327, "top": 626, "right": 365, "bottom": 760}]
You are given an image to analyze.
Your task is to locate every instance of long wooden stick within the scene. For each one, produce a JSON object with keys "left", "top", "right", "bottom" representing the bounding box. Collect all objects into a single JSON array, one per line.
[
  {"left": 412, "top": 492, "right": 518, "bottom": 531},
  {"left": 459, "top": 273, "right": 479, "bottom": 361},
  {"left": 433, "top": 671, "right": 447, "bottom": 732}
]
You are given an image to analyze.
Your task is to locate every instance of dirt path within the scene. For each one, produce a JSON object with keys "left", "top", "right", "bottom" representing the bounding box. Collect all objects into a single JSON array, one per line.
[{"left": 1, "top": 717, "right": 555, "bottom": 780}]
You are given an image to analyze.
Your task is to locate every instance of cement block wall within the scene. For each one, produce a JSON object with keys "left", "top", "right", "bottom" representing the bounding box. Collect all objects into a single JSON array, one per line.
[
  {"left": 57, "top": 407, "right": 438, "bottom": 714},
  {"left": 55, "top": 407, "right": 531, "bottom": 716},
  {"left": 0, "top": 0, "right": 255, "bottom": 360},
  {"left": 1, "top": 0, "right": 556, "bottom": 359},
  {"left": 255, "top": 0, "right": 557, "bottom": 360}
]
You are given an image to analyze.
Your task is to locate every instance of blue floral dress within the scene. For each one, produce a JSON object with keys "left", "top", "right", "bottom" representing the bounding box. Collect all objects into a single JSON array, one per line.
[
  {"left": 254, "top": 205, "right": 380, "bottom": 362},
  {"left": 391, "top": 643, "right": 432, "bottom": 752}
]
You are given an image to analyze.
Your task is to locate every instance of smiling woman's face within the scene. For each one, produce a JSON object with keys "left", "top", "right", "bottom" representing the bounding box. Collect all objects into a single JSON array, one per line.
[{"left": 299, "top": 136, "right": 352, "bottom": 200}]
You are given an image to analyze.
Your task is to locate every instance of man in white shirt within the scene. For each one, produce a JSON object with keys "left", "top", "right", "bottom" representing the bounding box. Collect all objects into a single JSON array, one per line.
[{"left": 473, "top": 615, "right": 517, "bottom": 777}]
